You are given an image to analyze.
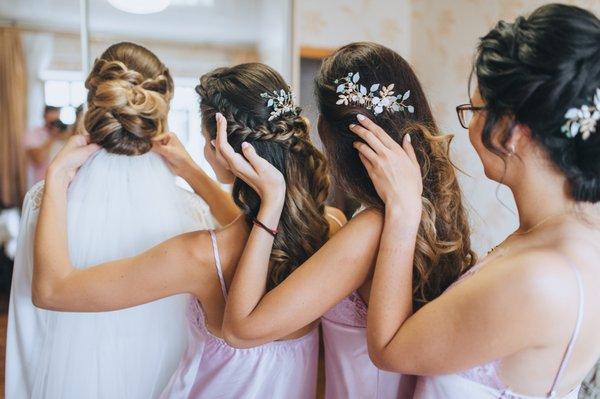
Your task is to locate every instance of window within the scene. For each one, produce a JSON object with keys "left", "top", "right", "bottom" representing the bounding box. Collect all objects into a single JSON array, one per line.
[{"left": 42, "top": 74, "right": 215, "bottom": 179}]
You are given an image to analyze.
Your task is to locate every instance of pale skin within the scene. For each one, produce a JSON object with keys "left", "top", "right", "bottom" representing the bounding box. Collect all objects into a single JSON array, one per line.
[
  {"left": 217, "top": 114, "right": 417, "bottom": 349},
  {"left": 361, "top": 88, "right": 600, "bottom": 396},
  {"left": 27, "top": 110, "right": 63, "bottom": 166},
  {"left": 32, "top": 114, "right": 343, "bottom": 342}
]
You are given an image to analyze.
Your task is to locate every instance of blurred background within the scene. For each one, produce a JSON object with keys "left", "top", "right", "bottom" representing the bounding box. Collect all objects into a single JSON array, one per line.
[{"left": 1, "top": 0, "right": 600, "bottom": 394}]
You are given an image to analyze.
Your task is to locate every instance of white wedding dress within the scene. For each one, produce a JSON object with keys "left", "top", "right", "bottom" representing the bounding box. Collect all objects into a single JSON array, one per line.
[{"left": 6, "top": 150, "right": 215, "bottom": 399}]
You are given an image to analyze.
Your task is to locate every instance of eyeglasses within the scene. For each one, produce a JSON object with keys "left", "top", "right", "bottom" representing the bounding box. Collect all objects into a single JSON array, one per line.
[{"left": 456, "top": 104, "right": 486, "bottom": 129}]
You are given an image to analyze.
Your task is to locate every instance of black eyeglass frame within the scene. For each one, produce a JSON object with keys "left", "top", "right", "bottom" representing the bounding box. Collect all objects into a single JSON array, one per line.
[{"left": 456, "top": 103, "right": 486, "bottom": 129}]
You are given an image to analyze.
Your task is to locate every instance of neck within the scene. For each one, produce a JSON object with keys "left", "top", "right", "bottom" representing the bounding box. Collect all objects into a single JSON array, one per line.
[{"left": 508, "top": 164, "right": 577, "bottom": 232}]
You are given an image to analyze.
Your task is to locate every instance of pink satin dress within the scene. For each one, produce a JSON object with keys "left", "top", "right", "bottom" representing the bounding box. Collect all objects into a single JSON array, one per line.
[
  {"left": 160, "top": 230, "right": 319, "bottom": 398},
  {"left": 414, "top": 251, "right": 584, "bottom": 399},
  {"left": 322, "top": 291, "right": 412, "bottom": 398}
]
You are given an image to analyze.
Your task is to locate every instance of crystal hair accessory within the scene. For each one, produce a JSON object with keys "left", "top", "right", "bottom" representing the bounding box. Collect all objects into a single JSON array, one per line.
[
  {"left": 260, "top": 89, "right": 298, "bottom": 121},
  {"left": 562, "top": 88, "right": 600, "bottom": 140},
  {"left": 334, "top": 72, "right": 414, "bottom": 115}
]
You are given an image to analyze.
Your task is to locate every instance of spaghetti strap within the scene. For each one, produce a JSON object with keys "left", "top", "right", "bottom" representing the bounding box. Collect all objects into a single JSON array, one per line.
[
  {"left": 547, "top": 262, "right": 585, "bottom": 397},
  {"left": 209, "top": 230, "right": 228, "bottom": 301}
]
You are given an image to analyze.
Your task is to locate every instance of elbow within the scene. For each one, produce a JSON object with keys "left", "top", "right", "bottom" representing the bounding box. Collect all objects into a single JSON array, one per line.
[
  {"left": 221, "top": 326, "right": 256, "bottom": 349},
  {"left": 222, "top": 330, "right": 254, "bottom": 349},
  {"left": 367, "top": 342, "right": 410, "bottom": 374},
  {"left": 31, "top": 284, "right": 58, "bottom": 310},
  {"left": 221, "top": 320, "right": 266, "bottom": 349},
  {"left": 31, "top": 273, "right": 64, "bottom": 311},
  {"left": 368, "top": 347, "right": 395, "bottom": 372}
]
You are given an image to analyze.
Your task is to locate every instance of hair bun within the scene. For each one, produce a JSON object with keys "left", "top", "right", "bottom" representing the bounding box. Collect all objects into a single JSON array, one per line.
[
  {"left": 475, "top": 4, "right": 600, "bottom": 203},
  {"left": 83, "top": 43, "right": 172, "bottom": 155}
]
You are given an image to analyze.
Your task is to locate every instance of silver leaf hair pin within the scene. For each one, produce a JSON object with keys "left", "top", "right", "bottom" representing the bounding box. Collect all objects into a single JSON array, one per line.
[
  {"left": 334, "top": 72, "right": 414, "bottom": 115},
  {"left": 562, "top": 88, "right": 600, "bottom": 140},
  {"left": 260, "top": 89, "right": 298, "bottom": 121}
]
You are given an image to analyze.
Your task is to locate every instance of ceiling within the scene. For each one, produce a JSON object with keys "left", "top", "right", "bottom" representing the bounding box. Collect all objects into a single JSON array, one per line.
[{"left": 0, "top": 0, "right": 263, "bottom": 45}]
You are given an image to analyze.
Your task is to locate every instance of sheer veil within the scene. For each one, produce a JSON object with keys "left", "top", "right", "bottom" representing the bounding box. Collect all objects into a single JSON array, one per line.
[{"left": 7, "top": 149, "right": 214, "bottom": 399}]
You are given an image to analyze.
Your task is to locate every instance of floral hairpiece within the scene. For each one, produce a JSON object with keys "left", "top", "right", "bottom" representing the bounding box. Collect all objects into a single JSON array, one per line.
[
  {"left": 562, "top": 88, "right": 600, "bottom": 140},
  {"left": 260, "top": 89, "right": 298, "bottom": 121},
  {"left": 334, "top": 72, "right": 414, "bottom": 115}
]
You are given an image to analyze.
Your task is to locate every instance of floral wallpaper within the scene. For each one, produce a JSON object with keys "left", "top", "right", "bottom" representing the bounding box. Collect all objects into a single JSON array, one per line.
[{"left": 299, "top": 0, "right": 600, "bottom": 254}]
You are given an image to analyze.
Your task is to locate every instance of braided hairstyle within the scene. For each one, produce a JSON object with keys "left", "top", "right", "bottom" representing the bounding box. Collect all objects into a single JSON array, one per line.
[
  {"left": 84, "top": 42, "right": 173, "bottom": 155},
  {"left": 196, "top": 63, "right": 330, "bottom": 290},
  {"left": 475, "top": 4, "right": 600, "bottom": 202}
]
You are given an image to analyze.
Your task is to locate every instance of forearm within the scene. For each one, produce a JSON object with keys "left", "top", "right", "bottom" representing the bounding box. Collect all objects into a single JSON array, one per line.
[
  {"left": 367, "top": 207, "right": 419, "bottom": 368},
  {"left": 223, "top": 200, "right": 284, "bottom": 346},
  {"left": 32, "top": 169, "right": 75, "bottom": 304},
  {"left": 181, "top": 163, "right": 240, "bottom": 225}
]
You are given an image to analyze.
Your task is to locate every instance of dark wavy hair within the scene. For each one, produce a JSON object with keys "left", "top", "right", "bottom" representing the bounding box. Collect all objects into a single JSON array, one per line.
[
  {"left": 315, "top": 42, "right": 475, "bottom": 310},
  {"left": 474, "top": 3, "right": 600, "bottom": 202},
  {"left": 196, "top": 63, "right": 330, "bottom": 290}
]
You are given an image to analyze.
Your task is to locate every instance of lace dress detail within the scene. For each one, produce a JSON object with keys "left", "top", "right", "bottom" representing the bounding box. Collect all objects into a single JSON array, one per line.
[
  {"left": 322, "top": 291, "right": 368, "bottom": 328},
  {"left": 459, "top": 360, "right": 505, "bottom": 391},
  {"left": 27, "top": 181, "right": 45, "bottom": 210}
]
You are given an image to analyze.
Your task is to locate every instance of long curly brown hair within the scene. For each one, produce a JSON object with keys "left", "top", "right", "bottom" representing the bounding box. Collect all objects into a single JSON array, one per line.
[
  {"left": 196, "top": 63, "right": 330, "bottom": 290},
  {"left": 315, "top": 42, "right": 475, "bottom": 309}
]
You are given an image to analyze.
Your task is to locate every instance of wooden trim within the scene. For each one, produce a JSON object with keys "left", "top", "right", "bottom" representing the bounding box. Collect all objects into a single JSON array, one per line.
[{"left": 300, "top": 46, "right": 335, "bottom": 60}]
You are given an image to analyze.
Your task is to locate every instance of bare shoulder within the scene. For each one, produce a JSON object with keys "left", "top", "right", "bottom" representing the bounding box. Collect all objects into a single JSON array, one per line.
[
  {"left": 477, "top": 248, "right": 580, "bottom": 325},
  {"left": 325, "top": 206, "right": 347, "bottom": 235},
  {"left": 348, "top": 207, "right": 384, "bottom": 231},
  {"left": 325, "top": 207, "right": 384, "bottom": 246},
  {"left": 178, "top": 229, "right": 213, "bottom": 263}
]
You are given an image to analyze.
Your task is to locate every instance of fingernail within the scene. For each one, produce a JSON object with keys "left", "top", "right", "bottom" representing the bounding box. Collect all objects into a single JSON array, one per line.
[
  {"left": 210, "top": 139, "right": 216, "bottom": 147},
  {"left": 216, "top": 113, "right": 222, "bottom": 121},
  {"left": 349, "top": 124, "right": 356, "bottom": 129},
  {"left": 241, "top": 142, "right": 250, "bottom": 149},
  {"left": 406, "top": 134, "right": 411, "bottom": 143},
  {"left": 357, "top": 114, "right": 366, "bottom": 121}
]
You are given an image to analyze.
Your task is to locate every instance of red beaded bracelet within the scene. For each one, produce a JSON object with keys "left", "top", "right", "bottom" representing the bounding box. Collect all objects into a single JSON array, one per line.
[{"left": 252, "top": 218, "right": 278, "bottom": 237}]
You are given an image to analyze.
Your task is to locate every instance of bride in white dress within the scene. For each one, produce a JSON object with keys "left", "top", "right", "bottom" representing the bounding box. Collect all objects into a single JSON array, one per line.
[{"left": 6, "top": 42, "right": 234, "bottom": 399}]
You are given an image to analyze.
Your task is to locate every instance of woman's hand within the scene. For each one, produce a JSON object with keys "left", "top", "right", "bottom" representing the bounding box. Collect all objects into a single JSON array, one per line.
[
  {"left": 350, "top": 114, "right": 423, "bottom": 218},
  {"left": 151, "top": 132, "right": 196, "bottom": 178},
  {"left": 46, "top": 135, "right": 100, "bottom": 188},
  {"left": 213, "top": 113, "right": 285, "bottom": 207}
]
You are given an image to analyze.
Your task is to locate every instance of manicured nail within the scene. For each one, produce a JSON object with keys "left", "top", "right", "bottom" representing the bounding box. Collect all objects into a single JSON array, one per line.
[
  {"left": 357, "top": 114, "right": 366, "bottom": 121},
  {"left": 216, "top": 113, "right": 223, "bottom": 121},
  {"left": 210, "top": 139, "right": 216, "bottom": 147},
  {"left": 349, "top": 124, "right": 356, "bottom": 129},
  {"left": 241, "top": 142, "right": 250, "bottom": 149},
  {"left": 406, "top": 134, "right": 411, "bottom": 143}
]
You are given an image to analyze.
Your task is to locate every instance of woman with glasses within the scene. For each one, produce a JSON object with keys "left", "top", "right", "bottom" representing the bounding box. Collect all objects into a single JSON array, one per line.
[{"left": 356, "top": 4, "right": 600, "bottom": 398}]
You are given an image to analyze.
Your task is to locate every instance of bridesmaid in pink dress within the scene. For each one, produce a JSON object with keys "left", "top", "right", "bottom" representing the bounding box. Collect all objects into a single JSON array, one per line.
[
  {"left": 32, "top": 62, "right": 340, "bottom": 398},
  {"left": 160, "top": 230, "right": 318, "bottom": 398},
  {"left": 218, "top": 42, "right": 474, "bottom": 399},
  {"left": 358, "top": 4, "right": 600, "bottom": 398}
]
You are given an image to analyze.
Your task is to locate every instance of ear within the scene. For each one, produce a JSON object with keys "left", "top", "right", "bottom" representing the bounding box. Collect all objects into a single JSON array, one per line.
[{"left": 506, "top": 123, "right": 532, "bottom": 155}]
